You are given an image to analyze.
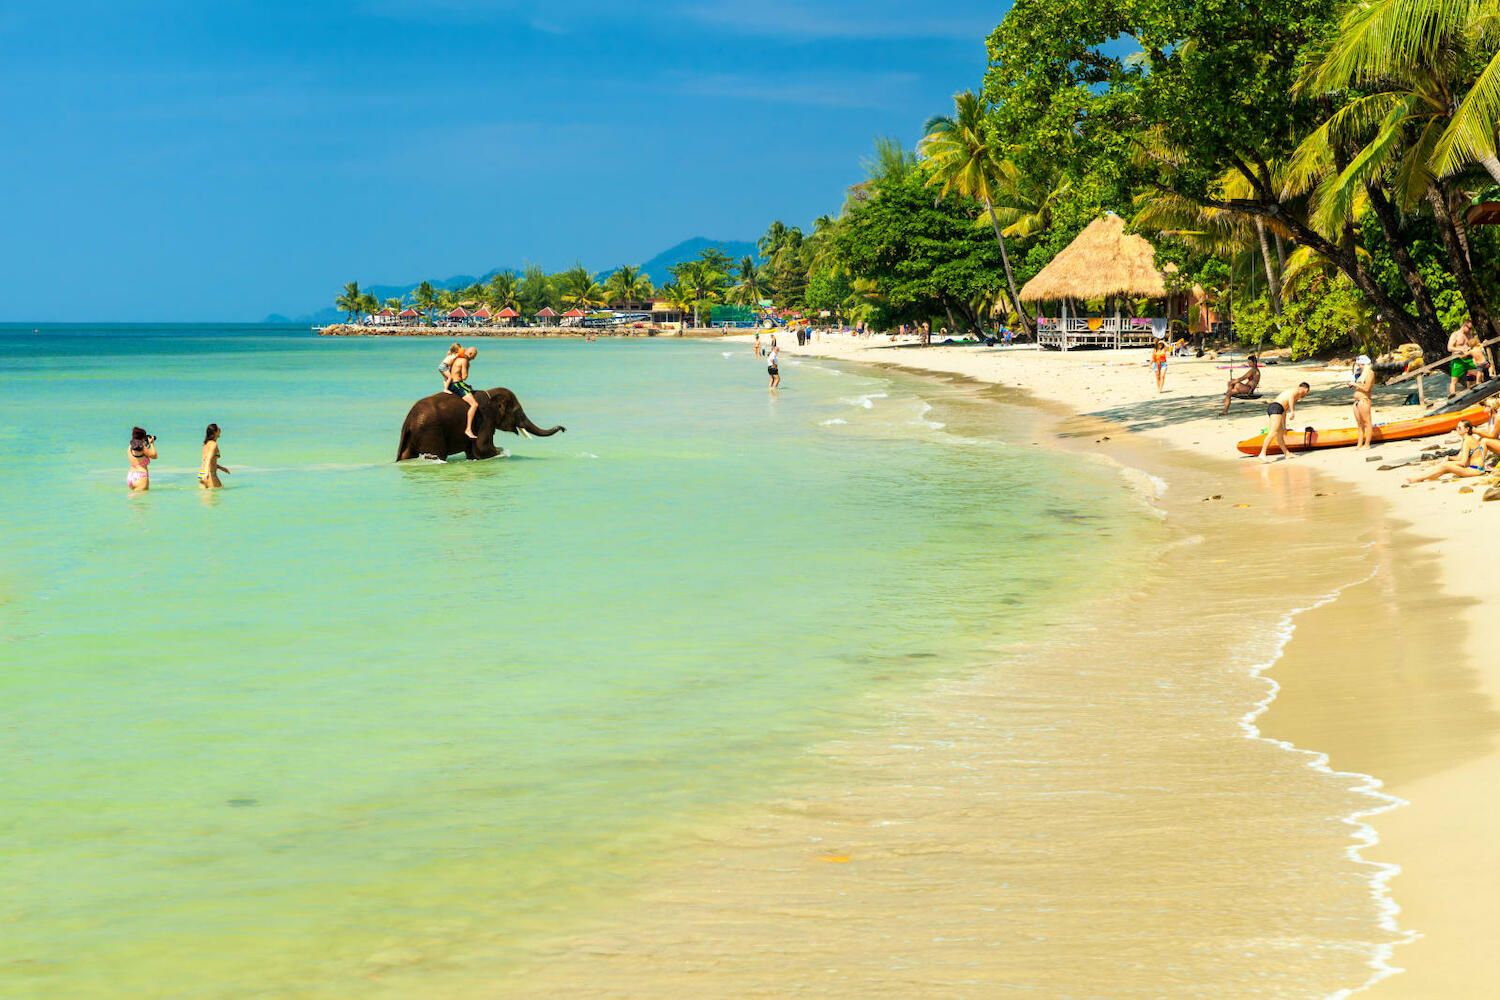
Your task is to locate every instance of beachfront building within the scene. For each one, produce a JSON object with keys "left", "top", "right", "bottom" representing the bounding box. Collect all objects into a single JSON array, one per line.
[
  {"left": 649, "top": 299, "right": 683, "bottom": 324},
  {"left": 534, "top": 306, "right": 559, "bottom": 325},
  {"left": 1020, "top": 214, "right": 1175, "bottom": 350},
  {"left": 496, "top": 307, "right": 519, "bottom": 326},
  {"left": 398, "top": 307, "right": 421, "bottom": 323},
  {"left": 369, "top": 308, "right": 397, "bottom": 326},
  {"left": 471, "top": 306, "right": 494, "bottom": 326}
]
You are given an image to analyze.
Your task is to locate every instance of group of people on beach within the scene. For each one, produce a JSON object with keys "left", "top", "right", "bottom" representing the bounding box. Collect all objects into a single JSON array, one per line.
[{"left": 125, "top": 424, "right": 229, "bottom": 492}]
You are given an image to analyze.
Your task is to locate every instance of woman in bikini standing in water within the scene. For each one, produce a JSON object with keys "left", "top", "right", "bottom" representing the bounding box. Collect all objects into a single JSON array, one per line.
[
  {"left": 199, "top": 424, "right": 231, "bottom": 489},
  {"left": 126, "top": 427, "right": 157, "bottom": 492}
]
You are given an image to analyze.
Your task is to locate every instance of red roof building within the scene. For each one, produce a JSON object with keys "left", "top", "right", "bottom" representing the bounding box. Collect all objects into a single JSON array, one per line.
[
  {"left": 446, "top": 306, "right": 470, "bottom": 319},
  {"left": 535, "top": 306, "right": 559, "bottom": 319},
  {"left": 497, "top": 306, "right": 520, "bottom": 319},
  {"left": 562, "top": 308, "right": 585, "bottom": 318}
]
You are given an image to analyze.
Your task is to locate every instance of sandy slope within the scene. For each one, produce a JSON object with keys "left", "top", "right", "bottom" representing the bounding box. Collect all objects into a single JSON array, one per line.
[{"left": 751, "top": 332, "right": 1500, "bottom": 999}]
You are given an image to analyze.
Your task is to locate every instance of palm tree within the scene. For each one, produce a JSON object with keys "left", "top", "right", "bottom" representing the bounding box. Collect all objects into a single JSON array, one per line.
[
  {"left": 730, "top": 256, "right": 765, "bottom": 307},
  {"left": 383, "top": 297, "right": 403, "bottom": 315},
  {"left": 758, "top": 221, "right": 789, "bottom": 260},
  {"left": 919, "top": 91, "right": 1032, "bottom": 334},
  {"left": 413, "top": 281, "right": 438, "bottom": 325},
  {"left": 357, "top": 292, "right": 379, "bottom": 320},
  {"left": 1302, "top": 0, "right": 1500, "bottom": 183},
  {"left": 604, "top": 265, "right": 654, "bottom": 308},
  {"left": 558, "top": 264, "right": 606, "bottom": 311},
  {"left": 487, "top": 271, "right": 520, "bottom": 312},
  {"left": 669, "top": 257, "right": 730, "bottom": 327},
  {"left": 335, "top": 281, "right": 362, "bottom": 323}
]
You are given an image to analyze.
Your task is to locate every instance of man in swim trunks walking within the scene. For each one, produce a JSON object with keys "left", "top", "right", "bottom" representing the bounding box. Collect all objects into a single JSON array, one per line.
[
  {"left": 445, "top": 346, "right": 481, "bottom": 439},
  {"left": 1258, "top": 382, "right": 1311, "bottom": 463}
]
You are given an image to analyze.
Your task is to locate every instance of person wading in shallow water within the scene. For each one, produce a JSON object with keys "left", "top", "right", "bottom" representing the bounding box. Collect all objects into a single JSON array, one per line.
[
  {"left": 127, "top": 427, "right": 156, "bottom": 492},
  {"left": 199, "top": 424, "right": 231, "bottom": 489},
  {"left": 766, "top": 336, "right": 780, "bottom": 390},
  {"left": 445, "top": 346, "right": 480, "bottom": 439}
]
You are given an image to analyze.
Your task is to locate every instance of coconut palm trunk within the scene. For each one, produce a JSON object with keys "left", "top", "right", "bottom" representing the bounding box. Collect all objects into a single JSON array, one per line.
[
  {"left": 984, "top": 197, "right": 1032, "bottom": 335},
  {"left": 1254, "top": 218, "right": 1283, "bottom": 316},
  {"left": 1426, "top": 185, "right": 1498, "bottom": 344}
]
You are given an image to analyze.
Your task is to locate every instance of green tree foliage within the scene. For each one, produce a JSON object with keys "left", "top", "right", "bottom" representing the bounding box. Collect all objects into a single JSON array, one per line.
[
  {"left": 604, "top": 265, "right": 654, "bottom": 308},
  {"left": 335, "top": 281, "right": 362, "bottom": 322}
]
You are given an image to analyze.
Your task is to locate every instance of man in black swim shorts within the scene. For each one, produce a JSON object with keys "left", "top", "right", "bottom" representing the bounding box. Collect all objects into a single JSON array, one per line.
[
  {"left": 1258, "top": 382, "right": 1310, "bottom": 462},
  {"left": 445, "top": 347, "right": 481, "bottom": 439}
]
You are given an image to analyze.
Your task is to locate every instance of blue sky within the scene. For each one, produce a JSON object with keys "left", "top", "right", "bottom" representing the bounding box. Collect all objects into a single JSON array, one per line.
[{"left": 0, "top": 1, "right": 1008, "bottom": 320}]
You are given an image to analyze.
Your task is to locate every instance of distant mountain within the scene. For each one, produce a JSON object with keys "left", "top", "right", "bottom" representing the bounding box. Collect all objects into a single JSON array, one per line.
[
  {"left": 633, "top": 237, "right": 758, "bottom": 284},
  {"left": 269, "top": 237, "right": 757, "bottom": 324}
]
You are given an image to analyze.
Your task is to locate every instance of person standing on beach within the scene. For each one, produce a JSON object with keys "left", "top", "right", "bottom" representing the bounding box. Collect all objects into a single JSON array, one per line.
[
  {"left": 1151, "top": 340, "right": 1168, "bottom": 393},
  {"left": 1352, "top": 354, "right": 1376, "bottom": 449},
  {"left": 1447, "top": 319, "right": 1475, "bottom": 398},
  {"left": 445, "top": 347, "right": 481, "bottom": 439},
  {"left": 767, "top": 336, "right": 780, "bottom": 390},
  {"left": 199, "top": 424, "right": 231, "bottom": 488},
  {"left": 126, "top": 427, "right": 156, "bottom": 492},
  {"left": 1258, "top": 383, "right": 1311, "bottom": 463}
]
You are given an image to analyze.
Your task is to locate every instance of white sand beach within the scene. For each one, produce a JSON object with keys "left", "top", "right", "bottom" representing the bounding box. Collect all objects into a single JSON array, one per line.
[{"left": 753, "top": 333, "right": 1500, "bottom": 998}]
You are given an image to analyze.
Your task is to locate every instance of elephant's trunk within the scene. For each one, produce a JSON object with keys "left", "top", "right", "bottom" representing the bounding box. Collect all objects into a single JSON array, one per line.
[{"left": 521, "top": 417, "right": 566, "bottom": 437}]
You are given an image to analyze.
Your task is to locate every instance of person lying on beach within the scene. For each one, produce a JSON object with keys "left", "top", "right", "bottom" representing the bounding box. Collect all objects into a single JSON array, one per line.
[
  {"left": 1220, "top": 355, "right": 1261, "bottom": 415},
  {"left": 439, "top": 343, "right": 462, "bottom": 386},
  {"left": 445, "top": 347, "right": 480, "bottom": 439},
  {"left": 1405, "top": 421, "right": 1489, "bottom": 484},
  {"left": 1258, "top": 382, "right": 1311, "bottom": 463},
  {"left": 1352, "top": 355, "right": 1376, "bottom": 449}
]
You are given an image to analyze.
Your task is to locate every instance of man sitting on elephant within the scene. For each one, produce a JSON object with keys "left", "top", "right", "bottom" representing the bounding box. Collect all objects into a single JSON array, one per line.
[{"left": 444, "top": 346, "right": 481, "bottom": 439}]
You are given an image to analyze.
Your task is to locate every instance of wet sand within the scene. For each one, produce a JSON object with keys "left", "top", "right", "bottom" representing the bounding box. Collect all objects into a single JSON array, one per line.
[
  {"left": 488, "top": 370, "right": 1491, "bottom": 998},
  {"left": 736, "top": 337, "right": 1500, "bottom": 998}
]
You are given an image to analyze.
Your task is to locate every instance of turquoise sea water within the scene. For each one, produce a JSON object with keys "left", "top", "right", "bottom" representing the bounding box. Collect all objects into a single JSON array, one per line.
[{"left": 0, "top": 326, "right": 1156, "bottom": 997}]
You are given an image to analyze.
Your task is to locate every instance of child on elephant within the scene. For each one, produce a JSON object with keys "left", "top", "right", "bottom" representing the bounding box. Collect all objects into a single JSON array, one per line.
[
  {"left": 445, "top": 347, "right": 480, "bottom": 439},
  {"left": 439, "top": 343, "right": 462, "bottom": 386}
]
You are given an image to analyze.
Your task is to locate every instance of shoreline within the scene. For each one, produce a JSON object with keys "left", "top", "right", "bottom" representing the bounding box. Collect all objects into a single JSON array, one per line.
[
  {"left": 756, "top": 335, "right": 1500, "bottom": 997},
  {"left": 316, "top": 323, "right": 732, "bottom": 338},
  {"left": 489, "top": 349, "right": 1477, "bottom": 997}
]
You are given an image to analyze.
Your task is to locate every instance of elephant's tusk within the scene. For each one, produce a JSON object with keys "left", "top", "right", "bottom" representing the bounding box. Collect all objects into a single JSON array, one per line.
[{"left": 519, "top": 427, "right": 532, "bottom": 439}]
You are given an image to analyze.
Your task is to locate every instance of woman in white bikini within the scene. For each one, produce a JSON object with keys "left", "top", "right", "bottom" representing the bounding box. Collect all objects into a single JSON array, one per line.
[
  {"left": 126, "top": 427, "right": 157, "bottom": 492},
  {"left": 1351, "top": 355, "right": 1376, "bottom": 449}
]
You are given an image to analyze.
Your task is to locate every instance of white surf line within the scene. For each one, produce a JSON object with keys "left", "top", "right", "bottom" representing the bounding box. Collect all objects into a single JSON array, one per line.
[{"left": 1238, "top": 554, "right": 1416, "bottom": 999}]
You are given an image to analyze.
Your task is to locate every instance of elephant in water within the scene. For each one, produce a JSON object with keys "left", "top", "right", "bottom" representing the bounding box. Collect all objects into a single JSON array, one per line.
[{"left": 396, "top": 387, "right": 565, "bottom": 461}]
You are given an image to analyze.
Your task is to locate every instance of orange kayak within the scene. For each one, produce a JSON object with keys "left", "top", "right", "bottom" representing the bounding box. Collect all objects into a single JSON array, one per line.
[{"left": 1236, "top": 405, "right": 1487, "bottom": 455}]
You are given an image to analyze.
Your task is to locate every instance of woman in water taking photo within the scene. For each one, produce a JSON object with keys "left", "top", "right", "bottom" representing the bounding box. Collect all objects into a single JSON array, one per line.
[
  {"left": 126, "top": 427, "right": 157, "bottom": 492},
  {"left": 199, "top": 424, "right": 231, "bottom": 489}
]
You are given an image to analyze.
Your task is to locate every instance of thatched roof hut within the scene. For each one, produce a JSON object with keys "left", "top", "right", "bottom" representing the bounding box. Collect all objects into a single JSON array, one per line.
[{"left": 1018, "top": 214, "right": 1166, "bottom": 303}]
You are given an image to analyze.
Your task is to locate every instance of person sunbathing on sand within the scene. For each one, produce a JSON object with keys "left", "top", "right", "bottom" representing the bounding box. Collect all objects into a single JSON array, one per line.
[
  {"left": 1258, "top": 382, "right": 1310, "bottom": 463},
  {"left": 445, "top": 347, "right": 480, "bottom": 439},
  {"left": 1221, "top": 355, "right": 1261, "bottom": 415},
  {"left": 1406, "top": 420, "right": 1489, "bottom": 484}
]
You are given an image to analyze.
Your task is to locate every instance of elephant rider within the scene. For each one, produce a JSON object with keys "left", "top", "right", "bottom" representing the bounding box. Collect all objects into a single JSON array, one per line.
[{"left": 445, "top": 346, "right": 481, "bottom": 439}]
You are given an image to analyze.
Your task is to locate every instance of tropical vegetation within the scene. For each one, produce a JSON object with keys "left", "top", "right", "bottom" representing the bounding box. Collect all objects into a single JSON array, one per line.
[{"left": 730, "top": 0, "right": 1500, "bottom": 359}]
